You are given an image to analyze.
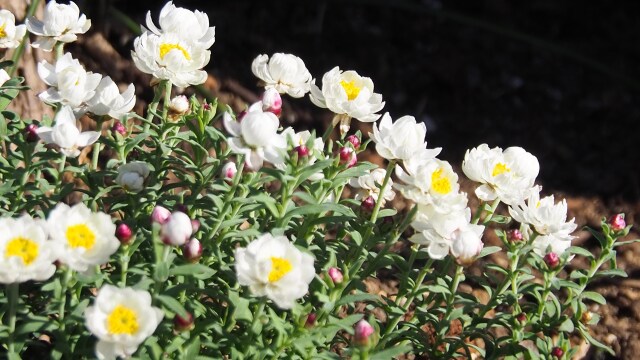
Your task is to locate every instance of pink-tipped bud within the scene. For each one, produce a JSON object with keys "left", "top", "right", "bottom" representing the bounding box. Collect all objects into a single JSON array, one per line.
[
  {"left": 236, "top": 110, "right": 247, "bottom": 122},
  {"left": 173, "top": 312, "right": 194, "bottom": 332},
  {"left": 221, "top": 162, "right": 237, "bottom": 181},
  {"left": 544, "top": 252, "right": 560, "bottom": 268},
  {"left": 151, "top": 205, "right": 171, "bottom": 225},
  {"left": 25, "top": 124, "right": 39, "bottom": 142},
  {"left": 169, "top": 95, "right": 190, "bottom": 115},
  {"left": 115, "top": 223, "right": 133, "bottom": 245},
  {"left": 305, "top": 313, "right": 317, "bottom": 328},
  {"left": 354, "top": 319, "right": 374, "bottom": 346},
  {"left": 161, "top": 211, "right": 193, "bottom": 246},
  {"left": 608, "top": 214, "right": 626, "bottom": 232},
  {"left": 361, "top": 196, "right": 376, "bottom": 213},
  {"left": 191, "top": 219, "right": 200, "bottom": 233},
  {"left": 294, "top": 145, "right": 309, "bottom": 158},
  {"left": 516, "top": 312, "right": 527, "bottom": 324},
  {"left": 551, "top": 347, "right": 563, "bottom": 358},
  {"left": 339, "top": 147, "right": 357, "bottom": 168},
  {"left": 262, "top": 88, "right": 282, "bottom": 116},
  {"left": 346, "top": 135, "right": 360, "bottom": 148},
  {"left": 328, "top": 267, "right": 344, "bottom": 284},
  {"left": 507, "top": 229, "right": 523, "bottom": 242},
  {"left": 183, "top": 238, "right": 203, "bottom": 263},
  {"left": 203, "top": 102, "right": 211, "bottom": 111},
  {"left": 112, "top": 120, "right": 126, "bottom": 136}
]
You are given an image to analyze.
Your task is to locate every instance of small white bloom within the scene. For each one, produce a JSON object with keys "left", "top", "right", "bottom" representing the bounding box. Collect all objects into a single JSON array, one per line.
[
  {"left": 0, "top": 69, "right": 10, "bottom": 87},
  {"left": 169, "top": 95, "right": 189, "bottom": 114},
  {"left": 279, "top": 127, "right": 325, "bottom": 180},
  {"left": 144, "top": 1, "right": 215, "bottom": 48},
  {"left": 450, "top": 222, "right": 485, "bottom": 265},
  {"left": 47, "top": 202, "right": 120, "bottom": 273},
  {"left": 85, "top": 284, "right": 163, "bottom": 360},
  {"left": 37, "top": 52, "right": 102, "bottom": 108},
  {"left": 161, "top": 211, "right": 193, "bottom": 246},
  {"left": 410, "top": 204, "right": 471, "bottom": 260},
  {"left": 349, "top": 168, "right": 395, "bottom": 205},
  {"left": 0, "top": 215, "right": 57, "bottom": 284},
  {"left": 309, "top": 66, "right": 384, "bottom": 123},
  {"left": 131, "top": 31, "right": 211, "bottom": 88},
  {"left": 115, "top": 162, "right": 151, "bottom": 193},
  {"left": 36, "top": 106, "right": 100, "bottom": 157},
  {"left": 223, "top": 103, "right": 286, "bottom": 170},
  {"left": 25, "top": 0, "right": 90, "bottom": 52},
  {"left": 251, "top": 53, "right": 312, "bottom": 98},
  {"left": 235, "top": 233, "right": 315, "bottom": 309},
  {"left": 261, "top": 88, "right": 282, "bottom": 115},
  {"left": 85, "top": 76, "right": 136, "bottom": 119},
  {"left": 0, "top": 10, "right": 27, "bottom": 49},
  {"left": 462, "top": 144, "right": 540, "bottom": 205},
  {"left": 370, "top": 113, "right": 441, "bottom": 161},
  {"left": 521, "top": 224, "right": 572, "bottom": 257},
  {"left": 395, "top": 158, "right": 464, "bottom": 211}
]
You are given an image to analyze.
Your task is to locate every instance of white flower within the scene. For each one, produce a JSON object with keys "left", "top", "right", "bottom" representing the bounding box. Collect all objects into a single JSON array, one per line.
[
  {"left": 0, "top": 10, "right": 27, "bottom": 49},
  {"left": 0, "top": 69, "right": 9, "bottom": 86},
  {"left": 115, "top": 162, "right": 151, "bottom": 193},
  {"left": 37, "top": 52, "right": 102, "bottom": 108},
  {"left": 309, "top": 66, "right": 384, "bottom": 123},
  {"left": 131, "top": 31, "right": 210, "bottom": 88},
  {"left": 160, "top": 211, "right": 193, "bottom": 246},
  {"left": 0, "top": 215, "right": 57, "bottom": 284},
  {"left": 251, "top": 53, "right": 312, "bottom": 98},
  {"left": 410, "top": 204, "right": 470, "bottom": 259},
  {"left": 144, "top": 1, "right": 215, "bottom": 48},
  {"left": 169, "top": 95, "right": 189, "bottom": 114},
  {"left": 462, "top": 144, "right": 540, "bottom": 205},
  {"left": 36, "top": 106, "right": 100, "bottom": 157},
  {"left": 261, "top": 88, "right": 282, "bottom": 115},
  {"left": 370, "top": 113, "right": 441, "bottom": 161},
  {"left": 25, "top": 0, "right": 90, "bottom": 52},
  {"left": 508, "top": 186, "right": 576, "bottom": 247},
  {"left": 47, "top": 202, "right": 119, "bottom": 273},
  {"left": 223, "top": 103, "right": 286, "bottom": 170},
  {"left": 85, "top": 284, "right": 163, "bottom": 360},
  {"left": 395, "top": 159, "right": 464, "bottom": 211},
  {"left": 85, "top": 76, "right": 136, "bottom": 119},
  {"left": 349, "top": 168, "right": 395, "bottom": 205},
  {"left": 450, "top": 222, "right": 485, "bottom": 265},
  {"left": 280, "top": 127, "right": 325, "bottom": 180},
  {"left": 521, "top": 224, "right": 572, "bottom": 257},
  {"left": 235, "top": 233, "right": 315, "bottom": 309}
]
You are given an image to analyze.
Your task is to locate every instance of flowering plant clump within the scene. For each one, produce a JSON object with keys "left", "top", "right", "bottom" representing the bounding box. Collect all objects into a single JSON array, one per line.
[{"left": 0, "top": 2, "right": 635, "bottom": 359}]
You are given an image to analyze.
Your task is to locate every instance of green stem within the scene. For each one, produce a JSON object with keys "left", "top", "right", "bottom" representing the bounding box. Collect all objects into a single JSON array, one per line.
[
  {"left": 6, "top": 283, "right": 19, "bottom": 355},
  {"left": 57, "top": 268, "right": 73, "bottom": 331},
  {"left": 54, "top": 42, "right": 64, "bottom": 60},
  {"left": 444, "top": 265, "right": 464, "bottom": 320},
  {"left": 8, "top": 0, "right": 41, "bottom": 77},
  {"left": 120, "top": 246, "right": 130, "bottom": 287},
  {"left": 210, "top": 155, "right": 244, "bottom": 237},
  {"left": 91, "top": 118, "right": 104, "bottom": 171},
  {"left": 161, "top": 80, "right": 172, "bottom": 122},
  {"left": 143, "top": 80, "right": 166, "bottom": 133}
]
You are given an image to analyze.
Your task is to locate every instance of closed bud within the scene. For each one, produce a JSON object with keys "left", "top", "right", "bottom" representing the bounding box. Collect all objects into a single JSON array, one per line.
[
  {"left": 346, "top": 134, "right": 360, "bottom": 148},
  {"left": 261, "top": 88, "right": 282, "bottom": 116},
  {"left": 361, "top": 196, "right": 375, "bottom": 213},
  {"left": 115, "top": 223, "right": 133, "bottom": 245},
  {"left": 339, "top": 147, "right": 357, "bottom": 168},
  {"left": 551, "top": 347, "right": 563, "bottom": 358},
  {"left": 169, "top": 95, "right": 190, "bottom": 115},
  {"left": 305, "top": 313, "right": 317, "bottom": 328},
  {"left": 221, "top": 162, "right": 237, "bottom": 181},
  {"left": 151, "top": 205, "right": 171, "bottom": 224},
  {"left": 191, "top": 219, "right": 200, "bottom": 233},
  {"left": 354, "top": 319, "right": 374, "bottom": 346},
  {"left": 161, "top": 211, "right": 193, "bottom": 246},
  {"left": 516, "top": 312, "right": 527, "bottom": 324},
  {"left": 294, "top": 145, "right": 309, "bottom": 158},
  {"left": 581, "top": 311, "right": 592, "bottom": 324},
  {"left": 112, "top": 120, "right": 126, "bottom": 136},
  {"left": 608, "top": 213, "right": 626, "bottom": 232},
  {"left": 507, "top": 229, "right": 523, "bottom": 242},
  {"left": 173, "top": 312, "right": 194, "bottom": 332},
  {"left": 183, "top": 238, "right": 203, "bottom": 263},
  {"left": 543, "top": 252, "right": 560, "bottom": 268},
  {"left": 328, "top": 267, "right": 343, "bottom": 284},
  {"left": 25, "top": 124, "right": 39, "bottom": 142}
]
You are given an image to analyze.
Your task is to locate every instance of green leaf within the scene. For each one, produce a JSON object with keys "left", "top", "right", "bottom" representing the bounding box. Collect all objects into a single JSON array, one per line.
[
  {"left": 156, "top": 294, "right": 189, "bottom": 318},
  {"left": 370, "top": 345, "right": 412, "bottom": 360},
  {"left": 336, "top": 293, "right": 381, "bottom": 306},
  {"left": 478, "top": 246, "right": 501, "bottom": 258},
  {"left": 578, "top": 325, "right": 615, "bottom": 355},
  {"left": 170, "top": 264, "right": 216, "bottom": 279},
  {"left": 581, "top": 291, "right": 606, "bottom": 305},
  {"left": 567, "top": 246, "right": 594, "bottom": 259},
  {"left": 558, "top": 318, "right": 574, "bottom": 332},
  {"left": 153, "top": 261, "right": 170, "bottom": 282}
]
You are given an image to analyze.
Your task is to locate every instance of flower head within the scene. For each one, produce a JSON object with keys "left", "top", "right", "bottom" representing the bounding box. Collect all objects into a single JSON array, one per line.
[
  {"left": 36, "top": 105, "right": 100, "bottom": 157},
  {"left": 349, "top": 168, "right": 395, "bottom": 205},
  {"left": 144, "top": 1, "right": 215, "bottom": 48},
  {"left": 395, "top": 158, "right": 464, "bottom": 211},
  {"left": 0, "top": 10, "right": 27, "bottom": 49},
  {"left": 37, "top": 53, "right": 102, "bottom": 108},
  {"left": 85, "top": 76, "right": 136, "bottom": 119},
  {"left": 160, "top": 211, "right": 193, "bottom": 246},
  {"left": 252, "top": 53, "right": 312, "bottom": 98},
  {"left": 169, "top": 95, "right": 189, "bottom": 115},
  {"left": 235, "top": 233, "right": 315, "bottom": 309},
  {"left": 261, "top": 88, "right": 282, "bottom": 116},
  {"left": 450, "top": 222, "right": 485, "bottom": 265},
  {"left": 410, "top": 204, "right": 470, "bottom": 259},
  {"left": 115, "top": 162, "right": 151, "bottom": 193},
  {"left": 0, "top": 214, "right": 57, "bottom": 284},
  {"left": 47, "top": 202, "right": 120, "bottom": 273},
  {"left": 370, "top": 113, "right": 441, "bottom": 161},
  {"left": 26, "top": 0, "right": 90, "bottom": 52},
  {"left": 85, "top": 284, "right": 163, "bottom": 359},
  {"left": 310, "top": 66, "right": 384, "bottom": 123}
]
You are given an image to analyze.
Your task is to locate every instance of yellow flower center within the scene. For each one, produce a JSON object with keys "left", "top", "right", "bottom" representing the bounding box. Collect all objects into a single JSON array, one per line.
[
  {"left": 5, "top": 237, "right": 39, "bottom": 265},
  {"left": 268, "top": 257, "right": 293, "bottom": 283},
  {"left": 107, "top": 305, "right": 139, "bottom": 335},
  {"left": 159, "top": 43, "right": 191, "bottom": 60},
  {"left": 66, "top": 224, "right": 96, "bottom": 249},
  {"left": 431, "top": 168, "right": 452, "bottom": 195},
  {"left": 0, "top": 24, "right": 6, "bottom": 39},
  {"left": 492, "top": 162, "right": 511, "bottom": 177},
  {"left": 340, "top": 80, "right": 361, "bottom": 101}
]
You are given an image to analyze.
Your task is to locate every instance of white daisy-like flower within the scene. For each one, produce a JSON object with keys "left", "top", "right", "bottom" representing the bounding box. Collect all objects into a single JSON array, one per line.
[
  {"left": 85, "top": 76, "right": 136, "bottom": 120},
  {"left": 520, "top": 224, "right": 572, "bottom": 257},
  {"left": 115, "top": 162, "right": 151, "bottom": 193},
  {"left": 131, "top": 31, "right": 211, "bottom": 88},
  {"left": 370, "top": 112, "right": 441, "bottom": 161},
  {"left": 25, "top": 0, "right": 90, "bottom": 52},
  {"left": 223, "top": 102, "right": 286, "bottom": 170},
  {"left": 462, "top": 144, "right": 539, "bottom": 206},
  {"left": 410, "top": 204, "right": 472, "bottom": 260},
  {"left": 280, "top": 127, "right": 325, "bottom": 180},
  {"left": 144, "top": 1, "right": 215, "bottom": 48},
  {"left": 37, "top": 52, "right": 102, "bottom": 108},
  {"left": 0, "top": 10, "right": 27, "bottom": 49},
  {"left": 309, "top": 66, "right": 385, "bottom": 123},
  {"left": 47, "top": 202, "right": 119, "bottom": 273},
  {"left": 85, "top": 284, "right": 163, "bottom": 360},
  {"left": 251, "top": 53, "right": 312, "bottom": 98},
  {"left": 235, "top": 233, "right": 315, "bottom": 309},
  {"left": 349, "top": 168, "right": 395, "bottom": 205},
  {"left": 36, "top": 105, "right": 100, "bottom": 157},
  {"left": 0, "top": 214, "right": 57, "bottom": 284}
]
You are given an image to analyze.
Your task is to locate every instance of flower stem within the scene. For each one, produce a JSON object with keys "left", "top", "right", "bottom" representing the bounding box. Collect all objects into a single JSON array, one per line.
[
  {"left": 6, "top": 283, "right": 19, "bottom": 355},
  {"left": 57, "top": 267, "right": 73, "bottom": 331},
  {"left": 161, "top": 80, "right": 173, "bottom": 122},
  {"left": 91, "top": 118, "right": 103, "bottom": 171}
]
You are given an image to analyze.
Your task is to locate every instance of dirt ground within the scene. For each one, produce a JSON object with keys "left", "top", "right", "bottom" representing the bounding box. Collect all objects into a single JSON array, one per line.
[{"left": 7, "top": 0, "right": 640, "bottom": 358}]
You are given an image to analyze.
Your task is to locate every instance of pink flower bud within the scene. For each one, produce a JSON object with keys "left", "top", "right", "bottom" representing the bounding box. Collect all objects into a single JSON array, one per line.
[
  {"left": 112, "top": 120, "right": 126, "bottom": 136},
  {"left": 507, "top": 229, "right": 523, "bottom": 242},
  {"left": 516, "top": 312, "right": 527, "bottom": 324},
  {"left": 543, "top": 252, "right": 560, "bottom": 268},
  {"left": 173, "top": 312, "right": 194, "bottom": 332},
  {"left": 361, "top": 196, "right": 375, "bottom": 213},
  {"left": 169, "top": 95, "right": 189, "bottom": 115},
  {"left": 221, "top": 162, "right": 237, "bottom": 180},
  {"left": 203, "top": 102, "right": 211, "bottom": 111},
  {"left": 339, "top": 147, "right": 357, "bottom": 168},
  {"left": 551, "top": 347, "right": 563, "bottom": 358},
  {"left": 354, "top": 319, "right": 374, "bottom": 346},
  {"left": 115, "top": 223, "right": 133, "bottom": 245},
  {"left": 305, "top": 313, "right": 317, "bottom": 328},
  {"left": 183, "top": 238, "right": 203, "bottom": 263},
  {"left": 346, "top": 135, "right": 360, "bottom": 148},
  {"left": 25, "top": 124, "right": 39, "bottom": 142},
  {"left": 261, "top": 88, "right": 282, "bottom": 116},
  {"left": 608, "top": 214, "right": 626, "bottom": 232},
  {"left": 191, "top": 219, "right": 200, "bottom": 233},
  {"left": 328, "top": 267, "right": 343, "bottom": 284},
  {"left": 294, "top": 145, "right": 309, "bottom": 158},
  {"left": 161, "top": 212, "right": 193, "bottom": 246},
  {"left": 151, "top": 205, "right": 171, "bottom": 224}
]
